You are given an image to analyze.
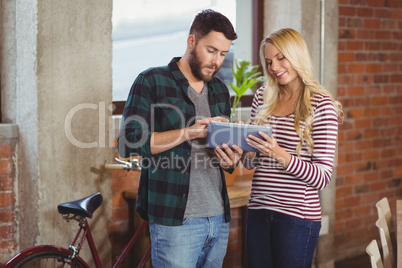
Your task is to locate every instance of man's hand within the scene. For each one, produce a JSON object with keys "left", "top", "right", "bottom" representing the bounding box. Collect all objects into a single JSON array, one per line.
[
  {"left": 151, "top": 116, "right": 230, "bottom": 155},
  {"left": 186, "top": 118, "right": 210, "bottom": 140},
  {"left": 208, "top": 116, "right": 230, "bottom": 123},
  {"left": 214, "top": 143, "right": 243, "bottom": 169},
  {"left": 186, "top": 116, "right": 229, "bottom": 140}
]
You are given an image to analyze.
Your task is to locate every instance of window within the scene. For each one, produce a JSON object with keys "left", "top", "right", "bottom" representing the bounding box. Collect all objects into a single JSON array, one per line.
[{"left": 112, "top": 0, "right": 237, "bottom": 101}]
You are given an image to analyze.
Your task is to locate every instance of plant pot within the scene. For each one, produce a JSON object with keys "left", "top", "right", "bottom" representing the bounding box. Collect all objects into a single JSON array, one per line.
[
  {"left": 223, "top": 165, "right": 240, "bottom": 186},
  {"left": 223, "top": 162, "right": 256, "bottom": 186}
]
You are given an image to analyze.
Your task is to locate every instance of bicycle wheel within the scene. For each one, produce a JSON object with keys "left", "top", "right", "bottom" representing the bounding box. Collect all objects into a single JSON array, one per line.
[{"left": 10, "top": 250, "right": 86, "bottom": 268}]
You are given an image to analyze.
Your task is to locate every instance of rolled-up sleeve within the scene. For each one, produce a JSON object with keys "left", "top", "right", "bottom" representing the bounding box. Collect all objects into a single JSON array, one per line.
[{"left": 117, "top": 74, "right": 154, "bottom": 158}]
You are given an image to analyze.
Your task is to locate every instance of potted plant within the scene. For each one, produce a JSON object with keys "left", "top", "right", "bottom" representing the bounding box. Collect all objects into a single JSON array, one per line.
[
  {"left": 229, "top": 59, "right": 264, "bottom": 121},
  {"left": 224, "top": 59, "right": 263, "bottom": 186}
]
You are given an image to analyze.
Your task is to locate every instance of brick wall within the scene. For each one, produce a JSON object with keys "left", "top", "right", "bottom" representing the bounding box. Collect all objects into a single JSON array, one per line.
[
  {"left": 0, "top": 138, "right": 17, "bottom": 265},
  {"left": 336, "top": 0, "right": 402, "bottom": 259},
  {"left": 224, "top": 206, "right": 246, "bottom": 268}
]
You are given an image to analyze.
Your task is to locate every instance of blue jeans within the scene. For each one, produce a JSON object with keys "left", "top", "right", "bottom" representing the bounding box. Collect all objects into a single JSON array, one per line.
[
  {"left": 149, "top": 214, "right": 229, "bottom": 268},
  {"left": 246, "top": 209, "right": 321, "bottom": 268}
]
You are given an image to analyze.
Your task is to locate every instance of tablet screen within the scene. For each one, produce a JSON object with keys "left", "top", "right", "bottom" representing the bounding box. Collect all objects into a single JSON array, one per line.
[{"left": 206, "top": 121, "right": 272, "bottom": 152}]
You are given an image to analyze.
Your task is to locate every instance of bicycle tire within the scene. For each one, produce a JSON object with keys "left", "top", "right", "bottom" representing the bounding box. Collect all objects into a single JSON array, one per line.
[{"left": 10, "top": 250, "right": 87, "bottom": 268}]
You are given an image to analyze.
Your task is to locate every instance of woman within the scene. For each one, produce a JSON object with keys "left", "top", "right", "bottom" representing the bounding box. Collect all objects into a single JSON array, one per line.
[{"left": 243, "top": 28, "right": 343, "bottom": 267}]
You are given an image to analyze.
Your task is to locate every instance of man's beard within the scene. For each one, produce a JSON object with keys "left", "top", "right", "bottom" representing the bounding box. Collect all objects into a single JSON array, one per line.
[{"left": 188, "top": 49, "right": 221, "bottom": 82}]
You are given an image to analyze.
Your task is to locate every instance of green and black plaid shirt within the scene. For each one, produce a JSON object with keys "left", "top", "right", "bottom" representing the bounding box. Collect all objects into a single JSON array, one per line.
[{"left": 117, "top": 57, "right": 233, "bottom": 226}]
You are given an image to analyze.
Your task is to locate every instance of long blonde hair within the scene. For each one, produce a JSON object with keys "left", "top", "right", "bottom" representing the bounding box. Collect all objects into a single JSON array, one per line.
[{"left": 254, "top": 28, "right": 343, "bottom": 155}]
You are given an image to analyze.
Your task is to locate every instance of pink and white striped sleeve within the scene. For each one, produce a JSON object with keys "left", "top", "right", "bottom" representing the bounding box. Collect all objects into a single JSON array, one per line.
[{"left": 285, "top": 96, "right": 339, "bottom": 190}]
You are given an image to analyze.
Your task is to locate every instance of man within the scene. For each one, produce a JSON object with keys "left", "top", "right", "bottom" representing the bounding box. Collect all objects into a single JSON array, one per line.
[{"left": 117, "top": 9, "right": 242, "bottom": 267}]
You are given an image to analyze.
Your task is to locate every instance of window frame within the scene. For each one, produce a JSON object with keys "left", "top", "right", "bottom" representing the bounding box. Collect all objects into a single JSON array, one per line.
[{"left": 112, "top": 0, "right": 264, "bottom": 115}]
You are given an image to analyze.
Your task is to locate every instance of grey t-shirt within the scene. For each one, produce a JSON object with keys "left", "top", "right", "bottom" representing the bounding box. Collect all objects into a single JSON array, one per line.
[{"left": 183, "top": 84, "right": 224, "bottom": 218}]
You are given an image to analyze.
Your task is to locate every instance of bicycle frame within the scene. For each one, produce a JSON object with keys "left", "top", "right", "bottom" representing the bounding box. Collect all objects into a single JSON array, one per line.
[
  {"left": 2, "top": 245, "right": 89, "bottom": 268},
  {"left": 70, "top": 219, "right": 102, "bottom": 267},
  {"left": 4, "top": 185, "right": 151, "bottom": 267},
  {"left": 71, "top": 217, "right": 151, "bottom": 268},
  {"left": 114, "top": 220, "right": 151, "bottom": 267},
  {"left": 3, "top": 216, "right": 151, "bottom": 268}
]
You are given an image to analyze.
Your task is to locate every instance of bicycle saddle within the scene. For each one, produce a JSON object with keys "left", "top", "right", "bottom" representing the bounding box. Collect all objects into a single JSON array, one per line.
[{"left": 57, "top": 192, "right": 103, "bottom": 218}]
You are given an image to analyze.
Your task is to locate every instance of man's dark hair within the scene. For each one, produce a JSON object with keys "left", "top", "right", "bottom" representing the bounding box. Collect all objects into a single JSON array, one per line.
[{"left": 189, "top": 9, "right": 237, "bottom": 41}]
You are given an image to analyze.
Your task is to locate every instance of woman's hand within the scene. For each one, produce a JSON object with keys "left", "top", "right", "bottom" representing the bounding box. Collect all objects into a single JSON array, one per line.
[
  {"left": 246, "top": 131, "right": 291, "bottom": 167},
  {"left": 246, "top": 131, "right": 277, "bottom": 157}
]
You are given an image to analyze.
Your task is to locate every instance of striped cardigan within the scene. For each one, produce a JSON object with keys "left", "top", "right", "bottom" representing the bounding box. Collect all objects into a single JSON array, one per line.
[{"left": 243, "top": 87, "right": 339, "bottom": 221}]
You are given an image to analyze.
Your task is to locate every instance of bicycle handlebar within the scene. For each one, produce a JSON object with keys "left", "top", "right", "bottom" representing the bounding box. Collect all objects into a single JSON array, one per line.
[
  {"left": 104, "top": 164, "right": 128, "bottom": 170},
  {"left": 104, "top": 158, "right": 141, "bottom": 171}
]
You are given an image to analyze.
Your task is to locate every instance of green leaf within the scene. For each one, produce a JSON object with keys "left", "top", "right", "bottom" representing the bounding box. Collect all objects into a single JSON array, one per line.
[{"left": 228, "top": 59, "right": 264, "bottom": 120}]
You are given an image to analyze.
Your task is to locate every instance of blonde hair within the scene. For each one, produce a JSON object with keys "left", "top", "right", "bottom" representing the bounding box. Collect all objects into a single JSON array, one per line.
[{"left": 255, "top": 28, "right": 343, "bottom": 155}]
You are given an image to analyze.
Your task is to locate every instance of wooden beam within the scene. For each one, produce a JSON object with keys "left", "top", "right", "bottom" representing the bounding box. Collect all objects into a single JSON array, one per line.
[{"left": 252, "top": 0, "right": 264, "bottom": 66}]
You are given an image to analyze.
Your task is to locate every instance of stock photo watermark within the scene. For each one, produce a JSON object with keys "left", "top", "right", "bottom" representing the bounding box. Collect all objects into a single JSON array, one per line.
[{"left": 63, "top": 101, "right": 339, "bottom": 168}]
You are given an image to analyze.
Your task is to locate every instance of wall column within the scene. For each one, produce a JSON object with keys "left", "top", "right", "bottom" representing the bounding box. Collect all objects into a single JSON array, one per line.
[
  {"left": 1, "top": 0, "right": 113, "bottom": 266},
  {"left": 263, "top": 1, "right": 338, "bottom": 267}
]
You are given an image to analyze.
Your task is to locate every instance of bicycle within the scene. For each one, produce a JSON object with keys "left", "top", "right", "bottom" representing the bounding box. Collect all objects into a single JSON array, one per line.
[{"left": 2, "top": 158, "right": 149, "bottom": 268}]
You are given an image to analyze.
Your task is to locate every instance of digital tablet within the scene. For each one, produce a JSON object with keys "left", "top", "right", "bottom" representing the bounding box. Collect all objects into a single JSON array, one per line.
[{"left": 206, "top": 121, "right": 273, "bottom": 152}]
